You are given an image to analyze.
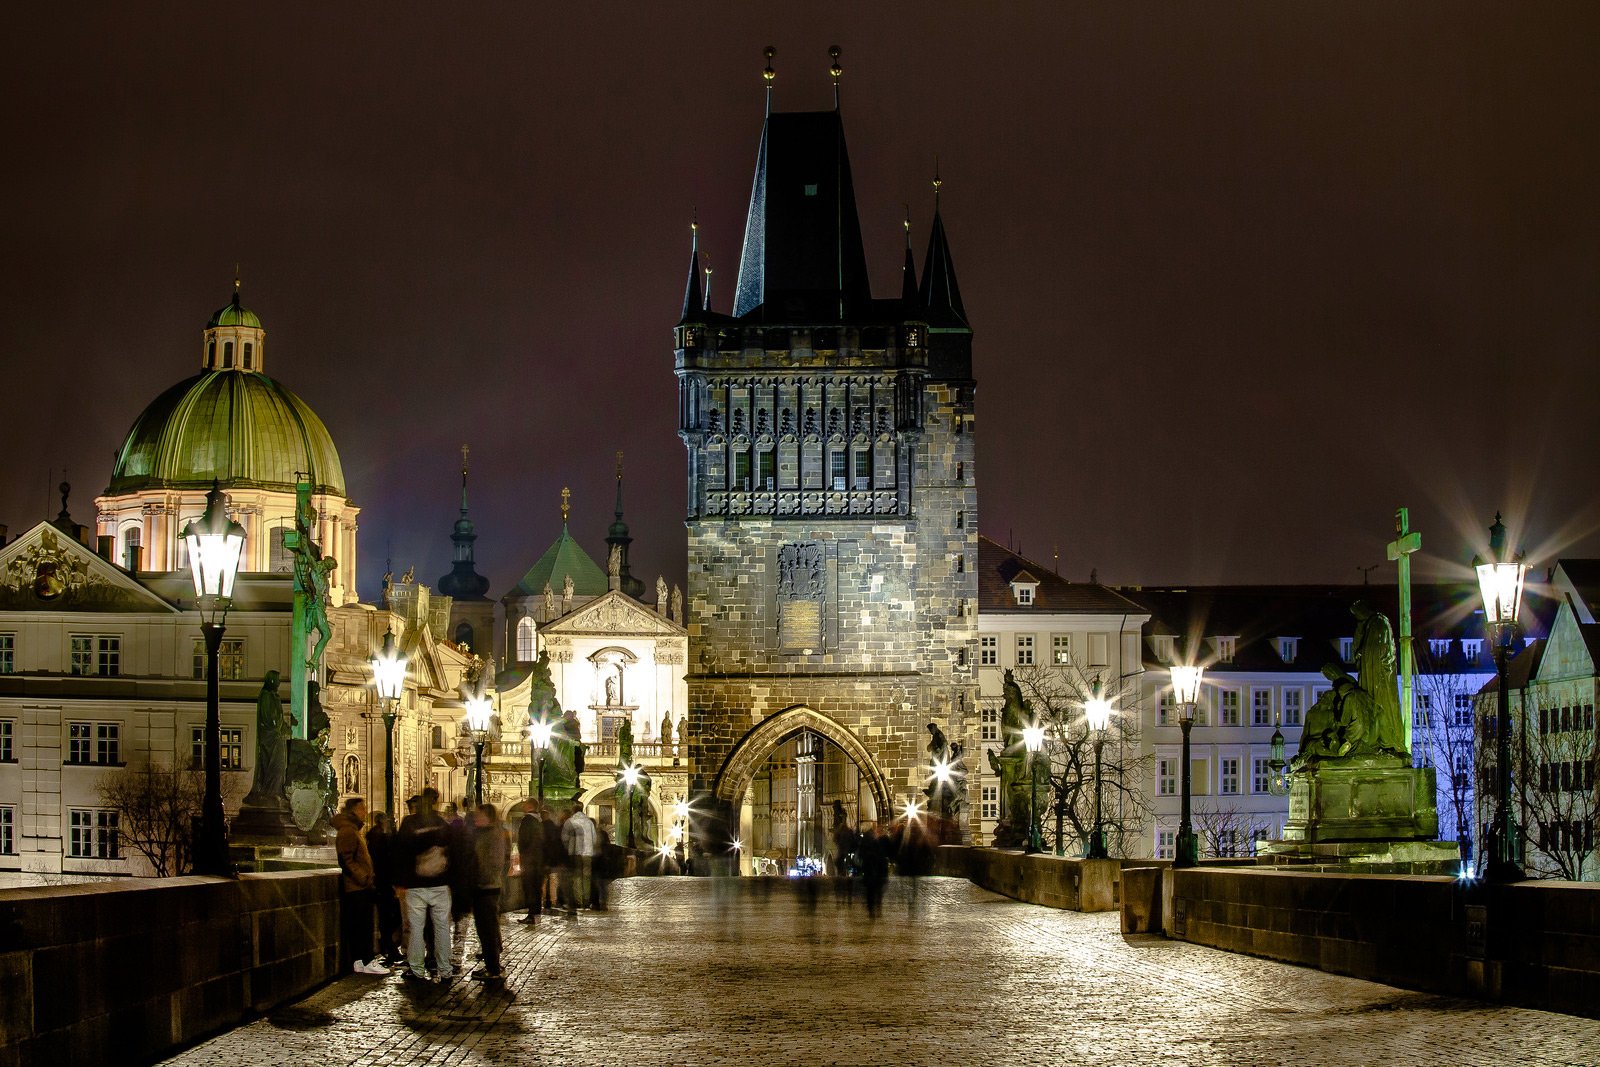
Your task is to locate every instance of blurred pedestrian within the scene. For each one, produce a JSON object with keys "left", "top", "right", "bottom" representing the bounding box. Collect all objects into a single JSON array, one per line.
[
  {"left": 397, "top": 786, "right": 456, "bottom": 982},
  {"left": 366, "top": 811, "right": 403, "bottom": 963},
  {"left": 333, "top": 796, "right": 385, "bottom": 975},
  {"left": 561, "top": 802, "right": 597, "bottom": 918},
  {"left": 516, "top": 805, "right": 547, "bottom": 923},
  {"left": 544, "top": 807, "right": 568, "bottom": 911},
  {"left": 859, "top": 823, "right": 889, "bottom": 918},
  {"left": 471, "top": 804, "right": 509, "bottom": 980},
  {"left": 592, "top": 825, "right": 613, "bottom": 910}
]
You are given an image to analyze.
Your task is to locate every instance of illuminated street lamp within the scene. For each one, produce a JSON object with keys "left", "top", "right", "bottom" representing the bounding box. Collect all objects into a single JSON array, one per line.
[
  {"left": 527, "top": 716, "right": 554, "bottom": 801},
  {"left": 1084, "top": 692, "right": 1113, "bottom": 860},
  {"left": 371, "top": 630, "right": 407, "bottom": 817},
  {"left": 464, "top": 695, "right": 493, "bottom": 808},
  {"left": 618, "top": 763, "right": 644, "bottom": 849},
  {"left": 1022, "top": 725, "right": 1046, "bottom": 854},
  {"left": 1170, "top": 665, "right": 1205, "bottom": 868},
  {"left": 1475, "top": 512, "right": 1527, "bottom": 883},
  {"left": 183, "top": 482, "right": 245, "bottom": 877}
]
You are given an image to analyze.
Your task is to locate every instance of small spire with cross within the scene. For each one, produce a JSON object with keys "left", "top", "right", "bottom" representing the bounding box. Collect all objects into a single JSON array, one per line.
[{"left": 560, "top": 486, "right": 571, "bottom": 526}]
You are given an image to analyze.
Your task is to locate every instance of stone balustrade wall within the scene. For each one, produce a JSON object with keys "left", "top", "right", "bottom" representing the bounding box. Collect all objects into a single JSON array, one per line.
[{"left": 0, "top": 871, "right": 339, "bottom": 1067}]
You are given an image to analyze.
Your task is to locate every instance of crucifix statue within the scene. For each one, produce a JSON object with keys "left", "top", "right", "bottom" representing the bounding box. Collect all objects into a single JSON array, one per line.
[{"left": 1386, "top": 507, "right": 1421, "bottom": 757}]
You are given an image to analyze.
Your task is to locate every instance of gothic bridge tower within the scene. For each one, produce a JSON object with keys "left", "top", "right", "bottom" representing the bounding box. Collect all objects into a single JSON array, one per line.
[{"left": 675, "top": 50, "right": 979, "bottom": 859}]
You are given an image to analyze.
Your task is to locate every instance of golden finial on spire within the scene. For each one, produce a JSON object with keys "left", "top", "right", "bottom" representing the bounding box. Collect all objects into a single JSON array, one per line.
[
  {"left": 932, "top": 158, "right": 943, "bottom": 209},
  {"left": 829, "top": 45, "right": 842, "bottom": 107},
  {"left": 560, "top": 486, "right": 571, "bottom": 524},
  {"left": 616, "top": 450, "right": 624, "bottom": 481},
  {"left": 460, "top": 443, "right": 470, "bottom": 474},
  {"left": 234, "top": 263, "right": 240, "bottom": 292},
  {"left": 763, "top": 45, "right": 776, "bottom": 82}
]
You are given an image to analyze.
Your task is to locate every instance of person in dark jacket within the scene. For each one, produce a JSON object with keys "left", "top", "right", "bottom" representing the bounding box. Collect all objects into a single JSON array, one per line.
[
  {"left": 517, "top": 805, "right": 547, "bottom": 923},
  {"left": 542, "top": 808, "right": 567, "bottom": 911},
  {"left": 444, "top": 802, "right": 473, "bottom": 973},
  {"left": 366, "top": 811, "right": 403, "bottom": 963},
  {"left": 859, "top": 823, "right": 890, "bottom": 919},
  {"left": 471, "top": 804, "right": 510, "bottom": 979},
  {"left": 396, "top": 786, "right": 456, "bottom": 982},
  {"left": 333, "top": 797, "right": 384, "bottom": 974}
]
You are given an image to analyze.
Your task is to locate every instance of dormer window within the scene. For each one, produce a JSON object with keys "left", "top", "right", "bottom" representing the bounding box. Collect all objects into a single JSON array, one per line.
[
  {"left": 1010, "top": 572, "right": 1038, "bottom": 606},
  {"left": 1277, "top": 637, "right": 1298, "bottom": 663},
  {"left": 1428, "top": 638, "right": 1450, "bottom": 658},
  {"left": 1215, "top": 636, "right": 1236, "bottom": 662},
  {"left": 1461, "top": 639, "right": 1483, "bottom": 662},
  {"left": 1014, "top": 585, "right": 1033, "bottom": 605},
  {"left": 1151, "top": 635, "right": 1175, "bottom": 664}
]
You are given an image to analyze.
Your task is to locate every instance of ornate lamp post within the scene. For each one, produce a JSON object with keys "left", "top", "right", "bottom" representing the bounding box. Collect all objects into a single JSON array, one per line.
[
  {"left": 1475, "top": 513, "right": 1526, "bottom": 883},
  {"left": 1084, "top": 691, "right": 1113, "bottom": 859},
  {"left": 464, "top": 695, "right": 493, "bottom": 808},
  {"left": 618, "top": 763, "right": 643, "bottom": 848},
  {"left": 183, "top": 483, "right": 245, "bottom": 877},
  {"left": 371, "top": 631, "right": 407, "bottom": 817},
  {"left": 1022, "top": 725, "right": 1045, "bottom": 854},
  {"left": 1170, "top": 665, "right": 1205, "bottom": 868},
  {"left": 527, "top": 716, "right": 554, "bottom": 802}
]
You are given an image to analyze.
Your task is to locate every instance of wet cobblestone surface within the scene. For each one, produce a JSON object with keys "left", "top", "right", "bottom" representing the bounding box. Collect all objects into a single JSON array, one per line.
[{"left": 164, "top": 877, "right": 1600, "bottom": 1066}]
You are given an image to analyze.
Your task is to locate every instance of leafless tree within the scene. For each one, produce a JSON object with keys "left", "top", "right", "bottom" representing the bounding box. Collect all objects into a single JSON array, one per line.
[
  {"left": 1192, "top": 801, "right": 1277, "bottom": 858},
  {"left": 1011, "top": 662, "right": 1153, "bottom": 857},
  {"left": 98, "top": 764, "right": 238, "bottom": 877},
  {"left": 1413, "top": 658, "right": 1480, "bottom": 857},
  {"left": 1516, "top": 693, "right": 1597, "bottom": 881}
]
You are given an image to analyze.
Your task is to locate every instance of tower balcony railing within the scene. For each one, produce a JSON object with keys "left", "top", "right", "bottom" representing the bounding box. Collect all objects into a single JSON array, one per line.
[{"left": 487, "top": 739, "right": 683, "bottom": 767}]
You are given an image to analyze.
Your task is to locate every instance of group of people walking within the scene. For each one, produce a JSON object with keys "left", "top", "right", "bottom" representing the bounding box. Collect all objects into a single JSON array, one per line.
[{"left": 333, "top": 789, "right": 613, "bottom": 985}]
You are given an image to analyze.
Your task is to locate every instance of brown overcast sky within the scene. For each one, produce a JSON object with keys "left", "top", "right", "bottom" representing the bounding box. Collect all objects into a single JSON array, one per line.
[{"left": 2, "top": 3, "right": 1596, "bottom": 602}]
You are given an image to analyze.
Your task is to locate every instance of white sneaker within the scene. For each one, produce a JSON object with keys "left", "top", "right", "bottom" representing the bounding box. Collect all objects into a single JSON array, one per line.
[{"left": 356, "top": 960, "right": 389, "bottom": 975}]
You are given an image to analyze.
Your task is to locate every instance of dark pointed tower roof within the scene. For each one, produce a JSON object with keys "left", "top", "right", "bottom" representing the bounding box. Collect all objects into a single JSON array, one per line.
[
  {"left": 900, "top": 212, "right": 919, "bottom": 309},
  {"left": 679, "top": 220, "right": 705, "bottom": 324},
  {"left": 438, "top": 445, "right": 490, "bottom": 601},
  {"left": 920, "top": 180, "right": 968, "bottom": 328},
  {"left": 606, "top": 451, "right": 646, "bottom": 600},
  {"left": 733, "top": 109, "right": 872, "bottom": 322}
]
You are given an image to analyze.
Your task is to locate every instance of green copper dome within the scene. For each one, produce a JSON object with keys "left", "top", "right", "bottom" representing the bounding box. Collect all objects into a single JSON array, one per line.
[
  {"left": 107, "top": 370, "right": 346, "bottom": 496},
  {"left": 508, "top": 525, "right": 608, "bottom": 599},
  {"left": 207, "top": 292, "right": 262, "bottom": 329}
]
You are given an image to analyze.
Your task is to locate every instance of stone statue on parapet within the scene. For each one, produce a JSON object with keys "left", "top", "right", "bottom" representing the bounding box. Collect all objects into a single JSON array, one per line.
[
  {"left": 245, "top": 670, "right": 290, "bottom": 807},
  {"left": 1295, "top": 600, "right": 1408, "bottom": 766},
  {"left": 529, "top": 651, "right": 584, "bottom": 800},
  {"left": 992, "top": 670, "right": 1034, "bottom": 849},
  {"left": 287, "top": 679, "right": 338, "bottom": 837}
]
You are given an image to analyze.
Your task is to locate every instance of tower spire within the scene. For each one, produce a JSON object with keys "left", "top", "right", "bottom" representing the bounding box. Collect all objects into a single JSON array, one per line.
[
  {"left": 901, "top": 206, "right": 918, "bottom": 306},
  {"left": 437, "top": 443, "right": 489, "bottom": 604},
  {"left": 459, "top": 443, "right": 470, "bottom": 515},
  {"left": 680, "top": 216, "right": 704, "bottom": 321},
  {"left": 829, "top": 45, "right": 842, "bottom": 110},
  {"left": 606, "top": 449, "right": 645, "bottom": 598},
  {"left": 614, "top": 450, "right": 625, "bottom": 520},
  {"left": 763, "top": 46, "right": 776, "bottom": 116},
  {"left": 920, "top": 165, "right": 968, "bottom": 328}
]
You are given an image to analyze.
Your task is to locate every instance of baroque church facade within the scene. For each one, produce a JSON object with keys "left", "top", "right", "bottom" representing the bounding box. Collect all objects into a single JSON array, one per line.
[{"left": 675, "top": 76, "right": 980, "bottom": 859}]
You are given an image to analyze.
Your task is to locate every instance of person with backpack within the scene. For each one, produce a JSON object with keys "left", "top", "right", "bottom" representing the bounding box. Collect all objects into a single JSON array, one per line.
[{"left": 397, "top": 786, "right": 456, "bottom": 982}]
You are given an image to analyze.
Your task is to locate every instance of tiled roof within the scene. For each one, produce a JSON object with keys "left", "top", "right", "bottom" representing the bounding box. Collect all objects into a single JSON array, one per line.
[{"left": 977, "top": 536, "right": 1147, "bottom": 615}]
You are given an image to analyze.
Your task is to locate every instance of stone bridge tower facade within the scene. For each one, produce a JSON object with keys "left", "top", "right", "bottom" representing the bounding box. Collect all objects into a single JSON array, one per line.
[{"left": 674, "top": 82, "right": 979, "bottom": 845}]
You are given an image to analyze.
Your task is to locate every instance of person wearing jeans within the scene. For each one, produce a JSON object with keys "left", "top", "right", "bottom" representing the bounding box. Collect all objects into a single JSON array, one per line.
[{"left": 397, "top": 786, "right": 456, "bottom": 981}]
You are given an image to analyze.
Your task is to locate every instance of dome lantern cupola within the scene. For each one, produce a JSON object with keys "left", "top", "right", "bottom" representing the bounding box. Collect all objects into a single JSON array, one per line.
[{"left": 203, "top": 279, "right": 266, "bottom": 372}]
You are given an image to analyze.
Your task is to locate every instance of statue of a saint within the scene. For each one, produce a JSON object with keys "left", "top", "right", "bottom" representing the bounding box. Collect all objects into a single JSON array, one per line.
[
  {"left": 926, "top": 722, "right": 950, "bottom": 764},
  {"left": 617, "top": 718, "right": 633, "bottom": 767},
  {"left": 604, "top": 674, "right": 618, "bottom": 706},
  {"left": 562, "top": 572, "right": 575, "bottom": 609},
  {"left": 1296, "top": 601, "right": 1407, "bottom": 764},
  {"left": 992, "top": 670, "right": 1034, "bottom": 847},
  {"left": 245, "top": 671, "right": 290, "bottom": 807},
  {"left": 608, "top": 544, "right": 622, "bottom": 581},
  {"left": 656, "top": 575, "right": 668, "bottom": 613},
  {"left": 543, "top": 581, "right": 556, "bottom": 619},
  {"left": 343, "top": 753, "right": 359, "bottom": 794},
  {"left": 661, "top": 713, "right": 674, "bottom": 750},
  {"left": 670, "top": 585, "right": 683, "bottom": 625}
]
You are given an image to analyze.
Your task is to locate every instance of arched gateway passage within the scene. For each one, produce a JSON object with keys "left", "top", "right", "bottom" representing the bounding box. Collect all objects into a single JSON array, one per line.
[{"left": 714, "top": 706, "right": 894, "bottom": 874}]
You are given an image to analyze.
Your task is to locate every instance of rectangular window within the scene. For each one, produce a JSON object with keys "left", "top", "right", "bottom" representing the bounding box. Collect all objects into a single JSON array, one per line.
[
  {"left": 1215, "top": 636, "right": 1236, "bottom": 662},
  {"left": 1428, "top": 638, "right": 1450, "bottom": 658},
  {"left": 758, "top": 448, "right": 775, "bottom": 490},
  {"left": 68, "top": 722, "right": 119, "bottom": 765},
  {"left": 0, "top": 805, "right": 13, "bottom": 855},
  {"left": 0, "top": 633, "right": 13, "bottom": 674},
  {"left": 1253, "top": 757, "right": 1271, "bottom": 794},
  {"left": 1339, "top": 637, "right": 1355, "bottom": 662},
  {"left": 1088, "top": 633, "right": 1109, "bottom": 667},
  {"left": 829, "top": 450, "right": 847, "bottom": 491},
  {"left": 0, "top": 718, "right": 12, "bottom": 762},
  {"left": 1052, "top": 634, "right": 1072, "bottom": 665},
  {"left": 1453, "top": 694, "right": 1473, "bottom": 727},
  {"left": 733, "top": 449, "right": 751, "bottom": 490},
  {"left": 980, "top": 785, "right": 999, "bottom": 821},
  {"left": 1156, "top": 829, "right": 1175, "bottom": 860},
  {"left": 1277, "top": 637, "right": 1298, "bottom": 662},
  {"left": 1158, "top": 759, "right": 1176, "bottom": 796},
  {"left": 1015, "top": 635, "right": 1035, "bottom": 666},
  {"left": 68, "top": 809, "right": 119, "bottom": 860},
  {"left": 1220, "top": 690, "right": 1240, "bottom": 727},
  {"left": 979, "top": 636, "right": 998, "bottom": 666},
  {"left": 1220, "top": 757, "right": 1240, "bottom": 795},
  {"left": 853, "top": 448, "right": 870, "bottom": 486},
  {"left": 193, "top": 638, "right": 246, "bottom": 680},
  {"left": 1282, "top": 688, "right": 1303, "bottom": 726},
  {"left": 70, "top": 635, "right": 121, "bottom": 676},
  {"left": 980, "top": 702, "right": 999, "bottom": 742},
  {"left": 1158, "top": 691, "right": 1175, "bottom": 726},
  {"left": 1461, "top": 639, "right": 1482, "bottom": 662},
  {"left": 1252, "top": 689, "right": 1273, "bottom": 726},
  {"left": 190, "top": 726, "right": 244, "bottom": 771},
  {"left": 1014, "top": 585, "right": 1034, "bottom": 606},
  {"left": 1217, "top": 829, "right": 1240, "bottom": 858}
]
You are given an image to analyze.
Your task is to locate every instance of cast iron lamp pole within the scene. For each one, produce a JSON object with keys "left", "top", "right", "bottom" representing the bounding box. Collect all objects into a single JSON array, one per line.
[
  {"left": 464, "top": 695, "right": 493, "bottom": 809},
  {"left": 371, "top": 631, "right": 407, "bottom": 817},
  {"left": 1475, "top": 512, "right": 1527, "bottom": 884},
  {"left": 619, "top": 764, "right": 643, "bottom": 849},
  {"left": 1022, "top": 725, "right": 1045, "bottom": 854},
  {"left": 1084, "top": 691, "right": 1113, "bottom": 859},
  {"left": 527, "top": 717, "right": 553, "bottom": 802},
  {"left": 1171, "top": 665, "right": 1205, "bottom": 868},
  {"left": 184, "top": 483, "right": 245, "bottom": 877}
]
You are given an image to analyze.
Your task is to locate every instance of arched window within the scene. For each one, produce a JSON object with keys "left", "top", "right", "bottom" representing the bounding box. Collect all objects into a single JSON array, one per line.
[
  {"left": 243, "top": 342, "right": 253, "bottom": 369},
  {"left": 207, "top": 340, "right": 216, "bottom": 367},
  {"left": 268, "top": 526, "right": 292, "bottom": 572},
  {"left": 222, "top": 341, "right": 234, "bottom": 368},
  {"left": 516, "top": 616, "right": 536, "bottom": 662},
  {"left": 122, "top": 526, "right": 142, "bottom": 572},
  {"left": 454, "top": 621, "right": 474, "bottom": 650}
]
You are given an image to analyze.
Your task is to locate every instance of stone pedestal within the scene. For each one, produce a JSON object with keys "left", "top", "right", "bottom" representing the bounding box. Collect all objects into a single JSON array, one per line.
[
  {"left": 231, "top": 801, "right": 307, "bottom": 844},
  {"left": 1260, "top": 756, "right": 1459, "bottom": 874}
]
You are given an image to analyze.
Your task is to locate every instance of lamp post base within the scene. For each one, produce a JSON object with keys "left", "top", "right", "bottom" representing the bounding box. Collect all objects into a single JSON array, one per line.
[
  {"left": 1174, "top": 829, "right": 1199, "bottom": 868},
  {"left": 1086, "top": 830, "right": 1109, "bottom": 860}
]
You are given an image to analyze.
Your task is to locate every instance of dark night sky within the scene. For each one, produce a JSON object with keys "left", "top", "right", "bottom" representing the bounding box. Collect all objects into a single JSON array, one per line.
[{"left": 3, "top": 5, "right": 1596, "bottom": 603}]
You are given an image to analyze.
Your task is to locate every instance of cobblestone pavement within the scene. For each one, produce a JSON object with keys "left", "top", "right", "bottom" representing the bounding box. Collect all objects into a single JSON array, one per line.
[{"left": 164, "top": 877, "right": 1600, "bottom": 1067}]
